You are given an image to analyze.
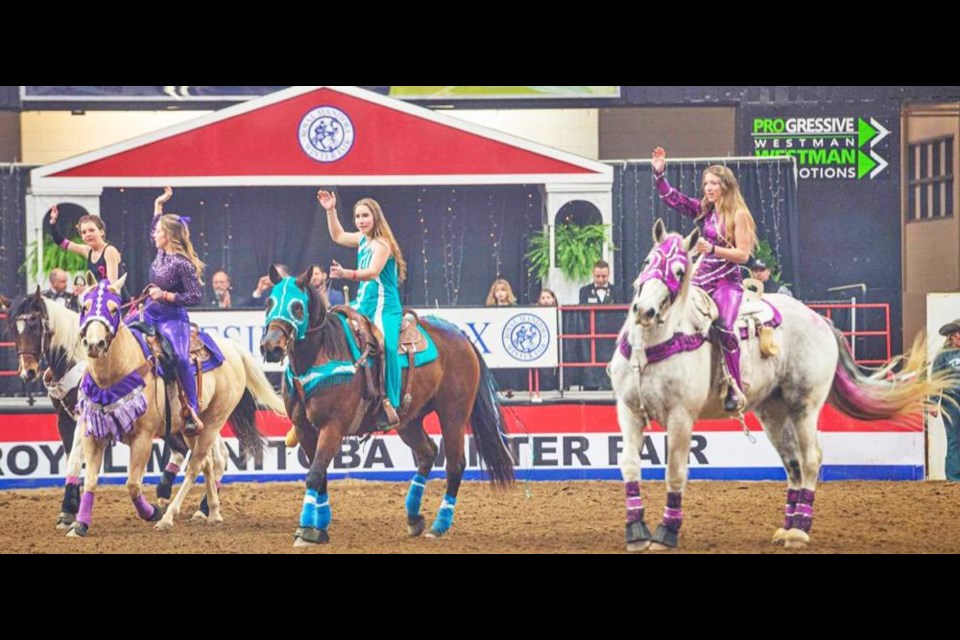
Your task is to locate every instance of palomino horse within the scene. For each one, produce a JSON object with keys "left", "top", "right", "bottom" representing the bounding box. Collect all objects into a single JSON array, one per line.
[
  {"left": 70, "top": 274, "right": 285, "bottom": 537},
  {"left": 7, "top": 289, "right": 225, "bottom": 527},
  {"left": 260, "top": 266, "right": 514, "bottom": 546},
  {"left": 609, "top": 220, "right": 952, "bottom": 551}
]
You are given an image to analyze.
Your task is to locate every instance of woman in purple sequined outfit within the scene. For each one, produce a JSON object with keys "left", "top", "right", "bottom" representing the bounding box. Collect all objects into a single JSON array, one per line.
[
  {"left": 145, "top": 187, "right": 206, "bottom": 433},
  {"left": 651, "top": 147, "right": 757, "bottom": 412}
]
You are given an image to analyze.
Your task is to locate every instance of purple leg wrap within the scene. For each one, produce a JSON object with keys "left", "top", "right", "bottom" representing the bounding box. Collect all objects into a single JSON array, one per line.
[
  {"left": 133, "top": 494, "right": 156, "bottom": 521},
  {"left": 794, "top": 489, "right": 815, "bottom": 532},
  {"left": 625, "top": 481, "right": 644, "bottom": 524},
  {"left": 783, "top": 488, "right": 800, "bottom": 530},
  {"left": 661, "top": 491, "right": 683, "bottom": 533},
  {"left": 66, "top": 475, "right": 81, "bottom": 486},
  {"left": 77, "top": 491, "right": 95, "bottom": 526}
]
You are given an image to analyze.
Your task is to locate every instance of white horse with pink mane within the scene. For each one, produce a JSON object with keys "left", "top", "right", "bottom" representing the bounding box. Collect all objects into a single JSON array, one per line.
[{"left": 609, "top": 220, "right": 949, "bottom": 550}]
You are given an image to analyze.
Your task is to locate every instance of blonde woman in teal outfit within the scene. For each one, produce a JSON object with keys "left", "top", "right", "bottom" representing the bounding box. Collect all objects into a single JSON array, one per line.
[{"left": 320, "top": 190, "right": 406, "bottom": 427}]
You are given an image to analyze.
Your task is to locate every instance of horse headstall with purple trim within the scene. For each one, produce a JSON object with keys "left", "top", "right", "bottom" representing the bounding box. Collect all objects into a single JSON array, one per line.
[
  {"left": 634, "top": 235, "right": 690, "bottom": 302},
  {"left": 79, "top": 279, "right": 123, "bottom": 336}
]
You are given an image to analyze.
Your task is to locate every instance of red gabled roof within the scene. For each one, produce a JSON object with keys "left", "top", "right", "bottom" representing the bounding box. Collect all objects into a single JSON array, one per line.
[{"left": 34, "top": 86, "right": 610, "bottom": 186}]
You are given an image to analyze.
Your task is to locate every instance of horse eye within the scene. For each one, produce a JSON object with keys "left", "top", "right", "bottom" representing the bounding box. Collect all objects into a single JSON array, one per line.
[
  {"left": 83, "top": 300, "right": 93, "bottom": 312},
  {"left": 674, "top": 267, "right": 685, "bottom": 278},
  {"left": 291, "top": 302, "right": 304, "bottom": 320},
  {"left": 107, "top": 301, "right": 118, "bottom": 314}
]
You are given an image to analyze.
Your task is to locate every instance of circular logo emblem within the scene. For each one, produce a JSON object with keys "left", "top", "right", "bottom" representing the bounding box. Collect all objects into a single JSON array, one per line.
[
  {"left": 502, "top": 314, "right": 550, "bottom": 362},
  {"left": 298, "top": 106, "right": 355, "bottom": 162}
]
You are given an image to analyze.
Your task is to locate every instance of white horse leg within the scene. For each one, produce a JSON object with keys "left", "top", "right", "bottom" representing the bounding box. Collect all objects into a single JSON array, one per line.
[
  {"left": 66, "top": 433, "right": 106, "bottom": 538},
  {"left": 617, "top": 399, "right": 652, "bottom": 552},
  {"left": 57, "top": 422, "right": 85, "bottom": 530},
  {"left": 651, "top": 412, "right": 694, "bottom": 551},
  {"left": 783, "top": 405, "right": 823, "bottom": 549},
  {"left": 755, "top": 400, "right": 804, "bottom": 544}
]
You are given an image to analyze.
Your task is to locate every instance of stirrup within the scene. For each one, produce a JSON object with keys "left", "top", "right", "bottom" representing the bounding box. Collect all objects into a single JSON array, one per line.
[
  {"left": 183, "top": 407, "right": 204, "bottom": 437},
  {"left": 381, "top": 399, "right": 401, "bottom": 429}
]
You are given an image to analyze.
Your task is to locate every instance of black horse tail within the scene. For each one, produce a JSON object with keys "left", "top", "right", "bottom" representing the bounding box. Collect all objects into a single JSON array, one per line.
[
  {"left": 228, "top": 389, "right": 266, "bottom": 465},
  {"left": 468, "top": 342, "right": 515, "bottom": 487}
]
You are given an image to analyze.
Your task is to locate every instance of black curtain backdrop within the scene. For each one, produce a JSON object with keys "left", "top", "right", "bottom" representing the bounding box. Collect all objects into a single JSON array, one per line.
[
  {"left": 610, "top": 159, "right": 800, "bottom": 304},
  {"left": 99, "top": 185, "right": 545, "bottom": 308}
]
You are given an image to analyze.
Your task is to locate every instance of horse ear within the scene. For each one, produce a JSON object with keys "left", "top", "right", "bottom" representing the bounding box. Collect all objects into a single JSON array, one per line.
[
  {"left": 34, "top": 285, "right": 43, "bottom": 300},
  {"left": 109, "top": 273, "right": 128, "bottom": 295},
  {"left": 652, "top": 218, "right": 667, "bottom": 245},
  {"left": 269, "top": 264, "right": 283, "bottom": 284},
  {"left": 85, "top": 271, "right": 97, "bottom": 288},
  {"left": 296, "top": 265, "right": 315, "bottom": 290},
  {"left": 683, "top": 227, "right": 701, "bottom": 253}
]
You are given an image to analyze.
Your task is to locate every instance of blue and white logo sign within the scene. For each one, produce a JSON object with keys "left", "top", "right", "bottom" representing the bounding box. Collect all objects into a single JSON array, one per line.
[
  {"left": 298, "top": 106, "right": 355, "bottom": 163},
  {"left": 502, "top": 314, "right": 550, "bottom": 362}
]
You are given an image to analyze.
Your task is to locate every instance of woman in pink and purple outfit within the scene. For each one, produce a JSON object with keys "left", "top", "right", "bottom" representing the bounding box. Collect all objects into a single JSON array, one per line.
[{"left": 651, "top": 147, "right": 757, "bottom": 412}]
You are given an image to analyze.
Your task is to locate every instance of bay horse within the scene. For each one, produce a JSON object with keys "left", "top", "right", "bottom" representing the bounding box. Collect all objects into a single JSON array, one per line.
[
  {"left": 71, "top": 274, "right": 285, "bottom": 537},
  {"left": 609, "top": 220, "right": 953, "bottom": 551},
  {"left": 259, "top": 266, "right": 514, "bottom": 546}
]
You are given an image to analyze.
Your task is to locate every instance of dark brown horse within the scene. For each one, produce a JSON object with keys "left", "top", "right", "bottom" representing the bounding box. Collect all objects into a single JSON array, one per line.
[{"left": 260, "top": 266, "right": 514, "bottom": 546}]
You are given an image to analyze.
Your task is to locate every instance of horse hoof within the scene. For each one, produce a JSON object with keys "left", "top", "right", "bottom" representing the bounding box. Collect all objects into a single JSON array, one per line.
[
  {"left": 293, "top": 527, "right": 329, "bottom": 546},
  {"left": 207, "top": 513, "right": 224, "bottom": 526},
  {"left": 191, "top": 511, "right": 208, "bottom": 522},
  {"left": 772, "top": 527, "right": 789, "bottom": 544},
  {"left": 784, "top": 529, "right": 810, "bottom": 549},
  {"left": 154, "top": 519, "right": 174, "bottom": 531},
  {"left": 56, "top": 512, "right": 76, "bottom": 530},
  {"left": 626, "top": 540, "right": 651, "bottom": 552},
  {"left": 147, "top": 503, "right": 165, "bottom": 523},
  {"left": 425, "top": 528, "right": 446, "bottom": 539},
  {"left": 649, "top": 542, "right": 674, "bottom": 552},
  {"left": 66, "top": 522, "right": 88, "bottom": 538},
  {"left": 408, "top": 515, "right": 426, "bottom": 537}
]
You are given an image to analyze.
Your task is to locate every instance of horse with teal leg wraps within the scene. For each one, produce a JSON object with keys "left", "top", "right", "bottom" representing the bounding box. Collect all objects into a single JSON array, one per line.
[{"left": 260, "top": 265, "right": 514, "bottom": 546}]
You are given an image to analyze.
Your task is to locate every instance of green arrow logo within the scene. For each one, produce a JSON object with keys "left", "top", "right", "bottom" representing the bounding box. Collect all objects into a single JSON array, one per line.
[
  {"left": 857, "top": 150, "right": 877, "bottom": 179},
  {"left": 858, "top": 117, "right": 878, "bottom": 148}
]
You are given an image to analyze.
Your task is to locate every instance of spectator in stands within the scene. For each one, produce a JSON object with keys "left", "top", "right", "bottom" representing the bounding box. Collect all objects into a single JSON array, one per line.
[
  {"left": 486, "top": 278, "right": 517, "bottom": 306},
  {"left": 579, "top": 260, "right": 617, "bottom": 305},
  {"left": 42, "top": 268, "right": 79, "bottom": 311},
  {"left": 749, "top": 259, "right": 793, "bottom": 297}
]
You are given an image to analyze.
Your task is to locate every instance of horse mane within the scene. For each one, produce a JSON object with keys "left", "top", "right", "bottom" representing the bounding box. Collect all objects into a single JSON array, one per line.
[
  {"left": 41, "top": 297, "right": 85, "bottom": 363},
  {"left": 303, "top": 282, "right": 353, "bottom": 363}
]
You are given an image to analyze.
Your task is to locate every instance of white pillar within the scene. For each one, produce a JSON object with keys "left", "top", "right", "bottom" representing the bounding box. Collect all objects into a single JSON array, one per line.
[
  {"left": 542, "top": 183, "right": 613, "bottom": 305},
  {"left": 24, "top": 190, "right": 103, "bottom": 293}
]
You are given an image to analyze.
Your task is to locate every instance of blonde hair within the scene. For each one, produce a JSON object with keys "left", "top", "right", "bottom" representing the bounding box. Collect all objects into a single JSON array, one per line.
[
  {"left": 486, "top": 278, "right": 517, "bottom": 306},
  {"left": 158, "top": 214, "right": 206, "bottom": 284},
  {"left": 354, "top": 198, "right": 407, "bottom": 282},
  {"left": 699, "top": 165, "right": 757, "bottom": 250}
]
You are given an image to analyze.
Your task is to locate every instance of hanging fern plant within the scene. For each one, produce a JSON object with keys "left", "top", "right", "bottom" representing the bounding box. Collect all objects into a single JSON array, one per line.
[
  {"left": 526, "top": 223, "right": 614, "bottom": 282},
  {"left": 753, "top": 238, "right": 790, "bottom": 288},
  {"left": 20, "top": 236, "right": 87, "bottom": 281}
]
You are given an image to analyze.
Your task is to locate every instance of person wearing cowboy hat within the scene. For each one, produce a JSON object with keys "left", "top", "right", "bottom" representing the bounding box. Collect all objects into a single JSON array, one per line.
[
  {"left": 748, "top": 259, "right": 793, "bottom": 297},
  {"left": 930, "top": 318, "right": 960, "bottom": 481}
]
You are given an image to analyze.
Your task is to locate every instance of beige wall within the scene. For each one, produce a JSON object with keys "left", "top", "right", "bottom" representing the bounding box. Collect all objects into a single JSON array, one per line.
[
  {"left": 20, "top": 110, "right": 211, "bottom": 165},
  {"left": 445, "top": 109, "right": 598, "bottom": 159},
  {"left": 902, "top": 103, "right": 960, "bottom": 343},
  {"left": 599, "top": 107, "right": 736, "bottom": 160}
]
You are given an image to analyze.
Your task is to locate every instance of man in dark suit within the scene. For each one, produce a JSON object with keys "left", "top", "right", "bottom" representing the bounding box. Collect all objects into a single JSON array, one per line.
[{"left": 578, "top": 260, "right": 617, "bottom": 305}]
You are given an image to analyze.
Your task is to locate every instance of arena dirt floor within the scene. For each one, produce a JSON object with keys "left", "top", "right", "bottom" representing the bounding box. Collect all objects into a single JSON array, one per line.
[{"left": 2, "top": 480, "right": 960, "bottom": 553}]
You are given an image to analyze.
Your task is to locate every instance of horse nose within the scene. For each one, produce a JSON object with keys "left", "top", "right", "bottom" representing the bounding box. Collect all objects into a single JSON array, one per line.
[
  {"left": 97, "top": 339, "right": 106, "bottom": 350},
  {"left": 632, "top": 303, "right": 639, "bottom": 314},
  {"left": 644, "top": 308, "right": 656, "bottom": 320},
  {"left": 82, "top": 337, "right": 89, "bottom": 348},
  {"left": 269, "top": 346, "right": 284, "bottom": 361},
  {"left": 24, "top": 369, "right": 36, "bottom": 382}
]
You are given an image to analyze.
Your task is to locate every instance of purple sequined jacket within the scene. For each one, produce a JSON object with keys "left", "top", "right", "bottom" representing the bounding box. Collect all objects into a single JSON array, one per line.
[
  {"left": 655, "top": 174, "right": 741, "bottom": 293},
  {"left": 150, "top": 215, "right": 203, "bottom": 306}
]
